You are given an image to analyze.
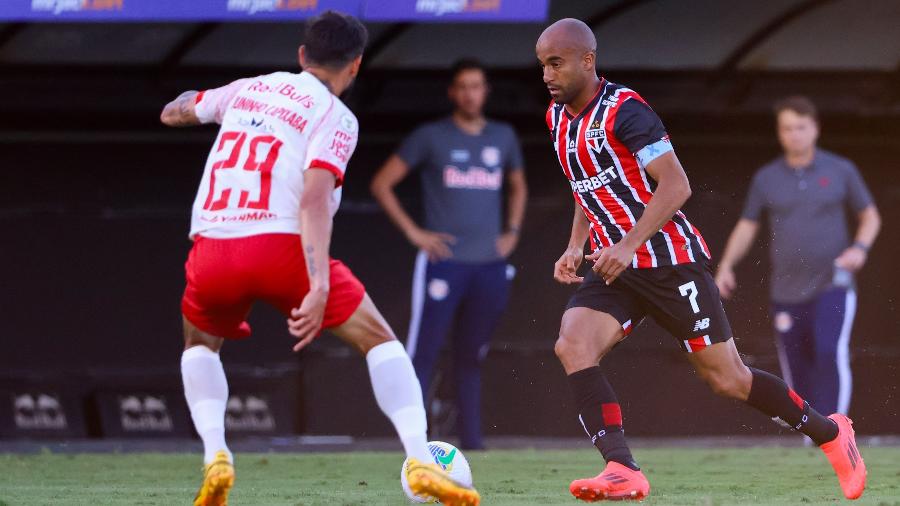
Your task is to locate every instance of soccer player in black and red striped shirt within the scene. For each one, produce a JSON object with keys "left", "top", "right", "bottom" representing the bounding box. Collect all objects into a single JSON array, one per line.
[{"left": 536, "top": 18, "right": 866, "bottom": 502}]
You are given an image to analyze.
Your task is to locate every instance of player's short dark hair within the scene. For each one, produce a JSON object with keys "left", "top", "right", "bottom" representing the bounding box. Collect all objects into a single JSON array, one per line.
[
  {"left": 773, "top": 95, "right": 818, "bottom": 122},
  {"left": 450, "top": 58, "right": 487, "bottom": 83},
  {"left": 303, "top": 10, "right": 368, "bottom": 69}
]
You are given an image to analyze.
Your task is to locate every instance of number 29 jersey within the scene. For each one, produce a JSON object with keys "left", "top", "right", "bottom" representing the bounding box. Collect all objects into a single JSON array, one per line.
[{"left": 189, "top": 71, "right": 359, "bottom": 239}]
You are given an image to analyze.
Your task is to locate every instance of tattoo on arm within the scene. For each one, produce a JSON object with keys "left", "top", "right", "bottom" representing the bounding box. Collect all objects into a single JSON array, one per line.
[
  {"left": 161, "top": 90, "right": 200, "bottom": 127},
  {"left": 305, "top": 245, "right": 316, "bottom": 277},
  {"left": 176, "top": 93, "right": 195, "bottom": 118}
]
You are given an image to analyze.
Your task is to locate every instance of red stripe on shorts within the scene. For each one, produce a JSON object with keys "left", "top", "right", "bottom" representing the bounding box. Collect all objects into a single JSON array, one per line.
[{"left": 684, "top": 335, "right": 710, "bottom": 353}]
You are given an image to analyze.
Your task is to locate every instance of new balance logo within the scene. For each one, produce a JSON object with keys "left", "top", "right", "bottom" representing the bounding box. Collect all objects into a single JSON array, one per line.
[{"left": 692, "top": 318, "right": 710, "bottom": 332}]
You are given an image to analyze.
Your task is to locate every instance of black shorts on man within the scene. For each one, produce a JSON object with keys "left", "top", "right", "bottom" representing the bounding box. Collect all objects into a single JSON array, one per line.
[{"left": 566, "top": 260, "right": 732, "bottom": 352}]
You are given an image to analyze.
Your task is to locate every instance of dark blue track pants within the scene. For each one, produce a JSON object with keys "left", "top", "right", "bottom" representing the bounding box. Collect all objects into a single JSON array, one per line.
[
  {"left": 771, "top": 287, "right": 857, "bottom": 416},
  {"left": 405, "top": 252, "right": 511, "bottom": 449}
]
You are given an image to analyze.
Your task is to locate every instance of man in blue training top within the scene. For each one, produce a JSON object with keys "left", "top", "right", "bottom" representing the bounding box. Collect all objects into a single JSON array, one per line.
[
  {"left": 716, "top": 95, "right": 881, "bottom": 416},
  {"left": 371, "top": 58, "right": 528, "bottom": 450}
]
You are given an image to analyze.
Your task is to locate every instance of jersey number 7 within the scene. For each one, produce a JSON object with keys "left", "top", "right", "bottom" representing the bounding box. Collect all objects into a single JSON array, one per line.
[{"left": 678, "top": 281, "right": 701, "bottom": 314}]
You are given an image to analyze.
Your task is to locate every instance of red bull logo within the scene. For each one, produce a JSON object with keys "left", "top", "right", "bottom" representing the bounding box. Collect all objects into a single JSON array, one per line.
[{"left": 443, "top": 166, "right": 502, "bottom": 190}]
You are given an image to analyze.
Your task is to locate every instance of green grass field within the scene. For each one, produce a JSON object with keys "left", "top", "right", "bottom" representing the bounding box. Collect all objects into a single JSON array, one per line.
[{"left": 1, "top": 447, "right": 898, "bottom": 505}]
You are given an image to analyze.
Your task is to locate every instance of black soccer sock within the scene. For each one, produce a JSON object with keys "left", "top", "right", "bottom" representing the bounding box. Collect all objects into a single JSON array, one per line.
[
  {"left": 746, "top": 367, "right": 838, "bottom": 445},
  {"left": 567, "top": 366, "right": 639, "bottom": 471}
]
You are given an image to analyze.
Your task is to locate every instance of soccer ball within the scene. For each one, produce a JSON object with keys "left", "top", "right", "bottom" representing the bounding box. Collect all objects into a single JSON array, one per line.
[{"left": 400, "top": 441, "right": 473, "bottom": 503}]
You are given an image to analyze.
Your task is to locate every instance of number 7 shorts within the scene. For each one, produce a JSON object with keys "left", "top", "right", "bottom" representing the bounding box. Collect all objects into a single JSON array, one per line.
[
  {"left": 566, "top": 261, "right": 732, "bottom": 353},
  {"left": 181, "top": 233, "right": 365, "bottom": 339}
]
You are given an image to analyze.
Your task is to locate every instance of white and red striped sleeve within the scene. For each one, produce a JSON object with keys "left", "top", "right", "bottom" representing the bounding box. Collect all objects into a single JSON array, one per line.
[
  {"left": 194, "top": 78, "right": 252, "bottom": 124},
  {"left": 304, "top": 103, "right": 358, "bottom": 187}
]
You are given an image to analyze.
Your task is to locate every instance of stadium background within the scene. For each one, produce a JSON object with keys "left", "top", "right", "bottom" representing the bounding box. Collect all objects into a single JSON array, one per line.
[{"left": 0, "top": 0, "right": 897, "bottom": 443}]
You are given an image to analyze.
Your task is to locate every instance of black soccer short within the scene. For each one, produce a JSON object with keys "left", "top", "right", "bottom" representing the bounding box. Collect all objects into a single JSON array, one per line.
[{"left": 566, "top": 260, "right": 733, "bottom": 353}]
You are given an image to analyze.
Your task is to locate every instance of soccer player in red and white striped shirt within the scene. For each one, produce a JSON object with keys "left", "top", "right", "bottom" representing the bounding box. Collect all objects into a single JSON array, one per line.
[
  {"left": 536, "top": 18, "right": 865, "bottom": 502},
  {"left": 160, "top": 11, "right": 479, "bottom": 506}
]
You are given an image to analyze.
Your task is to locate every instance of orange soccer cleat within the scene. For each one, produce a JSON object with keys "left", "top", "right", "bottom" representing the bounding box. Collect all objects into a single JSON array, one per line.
[
  {"left": 821, "top": 414, "right": 866, "bottom": 500},
  {"left": 193, "top": 450, "right": 235, "bottom": 506},
  {"left": 569, "top": 461, "right": 650, "bottom": 502},
  {"left": 405, "top": 457, "right": 481, "bottom": 506}
]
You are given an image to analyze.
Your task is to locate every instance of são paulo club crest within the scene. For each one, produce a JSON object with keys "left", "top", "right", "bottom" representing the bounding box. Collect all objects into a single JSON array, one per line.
[
  {"left": 481, "top": 146, "right": 501, "bottom": 167},
  {"left": 586, "top": 119, "right": 605, "bottom": 139}
]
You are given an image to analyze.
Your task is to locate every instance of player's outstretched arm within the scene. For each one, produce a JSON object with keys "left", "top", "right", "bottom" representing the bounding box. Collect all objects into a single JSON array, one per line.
[
  {"left": 288, "top": 169, "right": 337, "bottom": 351},
  {"left": 161, "top": 79, "right": 251, "bottom": 128},
  {"left": 589, "top": 151, "right": 691, "bottom": 284},
  {"left": 160, "top": 91, "right": 201, "bottom": 127}
]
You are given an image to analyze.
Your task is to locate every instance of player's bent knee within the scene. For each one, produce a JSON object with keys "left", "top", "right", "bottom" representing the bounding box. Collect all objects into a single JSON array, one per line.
[
  {"left": 555, "top": 335, "right": 582, "bottom": 358},
  {"left": 554, "top": 335, "right": 596, "bottom": 373},
  {"left": 331, "top": 294, "right": 398, "bottom": 355},
  {"left": 553, "top": 338, "right": 563, "bottom": 359},
  {"left": 182, "top": 316, "right": 224, "bottom": 352},
  {"left": 365, "top": 322, "right": 396, "bottom": 348},
  {"left": 337, "top": 320, "right": 395, "bottom": 356}
]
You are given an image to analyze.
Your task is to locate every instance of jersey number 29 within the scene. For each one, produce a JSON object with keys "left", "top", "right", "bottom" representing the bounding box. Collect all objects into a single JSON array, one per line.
[{"left": 204, "top": 131, "right": 283, "bottom": 211}]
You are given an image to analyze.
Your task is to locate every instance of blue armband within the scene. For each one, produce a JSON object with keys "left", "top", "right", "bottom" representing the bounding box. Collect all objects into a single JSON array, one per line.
[{"left": 635, "top": 139, "right": 674, "bottom": 167}]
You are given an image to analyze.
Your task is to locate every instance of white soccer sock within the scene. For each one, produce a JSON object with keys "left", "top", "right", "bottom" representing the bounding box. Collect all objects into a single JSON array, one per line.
[
  {"left": 181, "top": 345, "right": 232, "bottom": 465},
  {"left": 366, "top": 340, "right": 432, "bottom": 462}
]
